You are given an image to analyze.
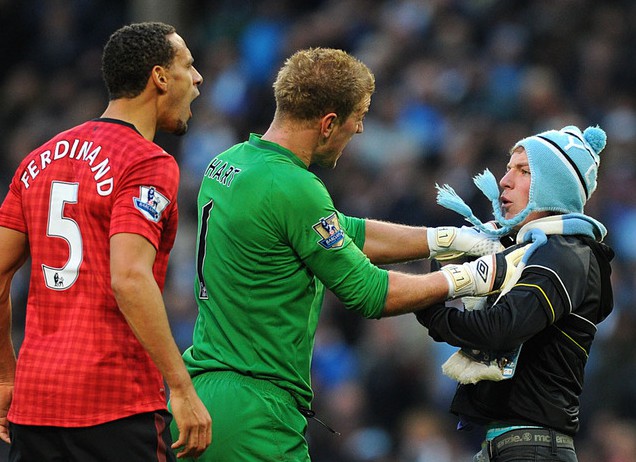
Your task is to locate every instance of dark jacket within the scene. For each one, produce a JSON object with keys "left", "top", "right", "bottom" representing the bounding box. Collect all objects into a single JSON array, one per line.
[{"left": 418, "top": 234, "right": 614, "bottom": 435}]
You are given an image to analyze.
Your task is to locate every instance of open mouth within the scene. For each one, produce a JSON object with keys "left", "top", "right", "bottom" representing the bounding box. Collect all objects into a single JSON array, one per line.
[{"left": 500, "top": 198, "right": 512, "bottom": 214}]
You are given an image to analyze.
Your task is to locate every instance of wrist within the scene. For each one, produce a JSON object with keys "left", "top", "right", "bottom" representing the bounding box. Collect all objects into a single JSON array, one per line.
[
  {"left": 427, "top": 226, "right": 461, "bottom": 260},
  {"left": 441, "top": 263, "right": 475, "bottom": 299}
]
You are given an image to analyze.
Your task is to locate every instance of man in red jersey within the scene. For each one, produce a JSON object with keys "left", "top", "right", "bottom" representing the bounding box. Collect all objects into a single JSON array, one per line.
[{"left": 0, "top": 22, "right": 211, "bottom": 461}]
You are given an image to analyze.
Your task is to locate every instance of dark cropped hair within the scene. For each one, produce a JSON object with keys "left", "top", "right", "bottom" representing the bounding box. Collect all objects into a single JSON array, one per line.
[
  {"left": 273, "top": 48, "right": 375, "bottom": 123},
  {"left": 102, "top": 22, "right": 176, "bottom": 100}
]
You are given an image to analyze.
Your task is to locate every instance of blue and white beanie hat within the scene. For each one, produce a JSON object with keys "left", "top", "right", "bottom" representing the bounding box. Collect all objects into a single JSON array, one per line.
[{"left": 436, "top": 125, "right": 607, "bottom": 236}]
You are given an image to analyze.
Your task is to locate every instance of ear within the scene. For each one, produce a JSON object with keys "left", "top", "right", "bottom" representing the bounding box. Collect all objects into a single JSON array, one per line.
[
  {"left": 150, "top": 65, "right": 169, "bottom": 94},
  {"left": 320, "top": 113, "right": 338, "bottom": 138}
]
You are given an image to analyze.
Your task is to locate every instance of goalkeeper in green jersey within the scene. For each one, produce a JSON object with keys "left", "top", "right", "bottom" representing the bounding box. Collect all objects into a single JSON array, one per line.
[{"left": 170, "top": 47, "right": 521, "bottom": 461}]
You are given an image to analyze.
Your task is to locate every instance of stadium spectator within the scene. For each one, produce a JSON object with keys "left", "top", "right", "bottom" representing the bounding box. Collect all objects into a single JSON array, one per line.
[{"left": 417, "top": 124, "right": 613, "bottom": 461}]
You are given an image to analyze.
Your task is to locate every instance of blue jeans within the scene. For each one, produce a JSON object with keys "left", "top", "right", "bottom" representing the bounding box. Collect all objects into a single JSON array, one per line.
[
  {"left": 474, "top": 445, "right": 578, "bottom": 461},
  {"left": 473, "top": 428, "right": 578, "bottom": 462}
]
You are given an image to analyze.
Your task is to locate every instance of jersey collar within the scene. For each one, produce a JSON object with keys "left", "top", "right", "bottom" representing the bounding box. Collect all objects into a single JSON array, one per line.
[{"left": 248, "top": 133, "right": 308, "bottom": 169}]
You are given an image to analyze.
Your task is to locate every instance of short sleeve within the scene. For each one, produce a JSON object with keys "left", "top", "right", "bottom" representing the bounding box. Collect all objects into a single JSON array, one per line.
[
  {"left": 110, "top": 153, "right": 179, "bottom": 250},
  {"left": 0, "top": 160, "right": 29, "bottom": 233}
]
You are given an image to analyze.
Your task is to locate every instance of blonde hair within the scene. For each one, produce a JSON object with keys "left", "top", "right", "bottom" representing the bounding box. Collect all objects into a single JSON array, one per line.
[{"left": 272, "top": 47, "right": 375, "bottom": 123}]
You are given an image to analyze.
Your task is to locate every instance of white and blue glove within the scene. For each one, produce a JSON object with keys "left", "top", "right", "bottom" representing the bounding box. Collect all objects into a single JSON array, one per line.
[
  {"left": 427, "top": 224, "right": 504, "bottom": 261},
  {"left": 440, "top": 244, "right": 530, "bottom": 299}
]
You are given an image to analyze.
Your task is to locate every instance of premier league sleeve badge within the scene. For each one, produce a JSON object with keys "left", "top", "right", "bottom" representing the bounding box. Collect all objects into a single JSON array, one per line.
[
  {"left": 313, "top": 213, "right": 345, "bottom": 249},
  {"left": 133, "top": 186, "right": 170, "bottom": 222}
]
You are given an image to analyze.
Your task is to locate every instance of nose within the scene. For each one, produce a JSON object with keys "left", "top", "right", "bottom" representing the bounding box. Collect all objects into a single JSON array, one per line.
[
  {"left": 193, "top": 66, "right": 203, "bottom": 86},
  {"left": 357, "top": 121, "right": 364, "bottom": 134},
  {"left": 499, "top": 170, "right": 512, "bottom": 189}
]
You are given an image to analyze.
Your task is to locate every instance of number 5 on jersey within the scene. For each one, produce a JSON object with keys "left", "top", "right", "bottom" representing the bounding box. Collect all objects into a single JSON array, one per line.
[{"left": 43, "top": 181, "right": 83, "bottom": 290}]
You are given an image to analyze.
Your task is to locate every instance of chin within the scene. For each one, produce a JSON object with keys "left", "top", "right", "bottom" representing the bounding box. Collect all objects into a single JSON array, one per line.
[
  {"left": 502, "top": 207, "right": 520, "bottom": 221},
  {"left": 316, "top": 157, "right": 338, "bottom": 169},
  {"left": 173, "top": 120, "right": 188, "bottom": 136}
]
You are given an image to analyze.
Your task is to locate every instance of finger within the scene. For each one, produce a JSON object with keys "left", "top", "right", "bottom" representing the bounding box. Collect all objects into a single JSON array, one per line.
[
  {"left": 173, "top": 437, "right": 191, "bottom": 459},
  {"left": 171, "top": 430, "right": 186, "bottom": 453},
  {"left": 193, "top": 424, "right": 211, "bottom": 458},
  {"left": 188, "top": 414, "right": 211, "bottom": 457},
  {"left": 0, "top": 418, "right": 9, "bottom": 443},
  {"left": 171, "top": 435, "right": 184, "bottom": 449},
  {"left": 185, "top": 426, "right": 200, "bottom": 458},
  {"left": 177, "top": 427, "right": 203, "bottom": 459},
  {"left": 193, "top": 424, "right": 209, "bottom": 458}
]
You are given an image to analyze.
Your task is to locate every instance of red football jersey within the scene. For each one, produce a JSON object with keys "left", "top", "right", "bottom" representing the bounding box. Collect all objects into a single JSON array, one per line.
[{"left": 0, "top": 119, "right": 179, "bottom": 426}]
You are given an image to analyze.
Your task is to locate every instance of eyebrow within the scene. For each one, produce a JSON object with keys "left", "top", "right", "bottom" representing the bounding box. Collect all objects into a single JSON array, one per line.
[{"left": 507, "top": 161, "right": 530, "bottom": 169}]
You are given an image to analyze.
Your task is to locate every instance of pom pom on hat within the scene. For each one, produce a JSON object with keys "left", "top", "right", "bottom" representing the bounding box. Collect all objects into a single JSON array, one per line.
[{"left": 583, "top": 125, "right": 607, "bottom": 154}]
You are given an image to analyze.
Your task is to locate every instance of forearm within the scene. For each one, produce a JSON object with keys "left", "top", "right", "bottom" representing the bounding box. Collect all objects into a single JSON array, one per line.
[
  {"left": 421, "top": 292, "right": 551, "bottom": 351},
  {"left": 111, "top": 233, "right": 193, "bottom": 393},
  {"left": 113, "top": 273, "right": 193, "bottom": 392},
  {"left": 380, "top": 244, "right": 527, "bottom": 319},
  {"left": 381, "top": 270, "right": 450, "bottom": 317},
  {"left": 362, "top": 219, "right": 504, "bottom": 264},
  {"left": 0, "top": 227, "right": 27, "bottom": 383},
  {"left": 363, "top": 219, "right": 430, "bottom": 264},
  {"left": 0, "top": 298, "right": 16, "bottom": 383},
  {"left": 113, "top": 266, "right": 211, "bottom": 458}
]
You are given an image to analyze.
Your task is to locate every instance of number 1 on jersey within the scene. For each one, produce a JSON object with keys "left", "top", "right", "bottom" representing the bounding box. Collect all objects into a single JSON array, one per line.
[{"left": 197, "top": 199, "right": 214, "bottom": 300}]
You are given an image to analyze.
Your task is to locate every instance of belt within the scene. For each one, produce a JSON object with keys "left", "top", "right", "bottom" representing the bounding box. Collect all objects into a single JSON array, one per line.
[{"left": 488, "top": 428, "right": 575, "bottom": 457}]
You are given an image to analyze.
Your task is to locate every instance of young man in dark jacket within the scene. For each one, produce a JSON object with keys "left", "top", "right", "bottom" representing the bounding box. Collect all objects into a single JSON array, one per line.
[{"left": 418, "top": 125, "right": 614, "bottom": 462}]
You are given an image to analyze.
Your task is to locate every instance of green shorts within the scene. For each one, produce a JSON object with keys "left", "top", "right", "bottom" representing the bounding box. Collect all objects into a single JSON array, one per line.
[{"left": 169, "top": 371, "right": 310, "bottom": 462}]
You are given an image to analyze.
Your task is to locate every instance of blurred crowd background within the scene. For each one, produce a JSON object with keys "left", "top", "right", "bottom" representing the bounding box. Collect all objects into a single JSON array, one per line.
[{"left": 2, "top": 0, "right": 636, "bottom": 460}]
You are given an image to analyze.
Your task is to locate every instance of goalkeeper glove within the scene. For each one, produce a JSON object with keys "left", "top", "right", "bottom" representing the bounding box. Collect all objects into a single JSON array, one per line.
[
  {"left": 440, "top": 244, "right": 529, "bottom": 299},
  {"left": 427, "top": 224, "right": 504, "bottom": 261}
]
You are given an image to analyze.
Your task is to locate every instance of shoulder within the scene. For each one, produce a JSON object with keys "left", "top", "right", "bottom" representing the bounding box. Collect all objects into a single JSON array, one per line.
[
  {"left": 270, "top": 168, "right": 332, "bottom": 217},
  {"left": 523, "top": 236, "right": 595, "bottom": 295},
  {"left": 517, "top": 236, "right": 596, "bottom": 315},
  {"left": 87, "top": 119, "right": 176, "bottom": 160},
  {"left": 234, "top": 146, "right": 329, "bottom": 202},
  {"left": 276, "top": 165, "right": 325, "bottom": 192},
  {"left": 527, "top": 235, "right": 592, "bottom": 272}
]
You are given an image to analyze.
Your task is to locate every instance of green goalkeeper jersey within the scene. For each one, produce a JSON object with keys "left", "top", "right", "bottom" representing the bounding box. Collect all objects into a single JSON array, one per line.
[{"left": 182, "top": 134, "right": 389, "bottom": 407}]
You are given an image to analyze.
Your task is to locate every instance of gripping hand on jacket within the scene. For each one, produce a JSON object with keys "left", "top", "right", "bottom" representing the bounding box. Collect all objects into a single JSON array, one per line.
[
  {"left": 440, "top": 244, "right": 530, "bottom": 299},
  {"left": 427, "top": 224, "right": 504, "bottom": 261}
]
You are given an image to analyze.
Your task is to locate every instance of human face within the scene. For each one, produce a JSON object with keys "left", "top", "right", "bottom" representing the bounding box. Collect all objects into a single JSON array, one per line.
[
  {"left": 315, "top": 94, "right": 370, "bottom": 168},
  {"left": 158, "top": 33, "right": 203, "bottom": 136},
  {"left": 499, "top": 147, "right": 550, "bottom": 228}
]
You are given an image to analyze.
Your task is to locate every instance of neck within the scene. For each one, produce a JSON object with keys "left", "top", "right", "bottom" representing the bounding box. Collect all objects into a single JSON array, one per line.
[
  {"left": 261, "top": 118, "right": 319, "bottom": 167},
  {"left": 100, "top": 96, "right": 158, "bottom": 141}
]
